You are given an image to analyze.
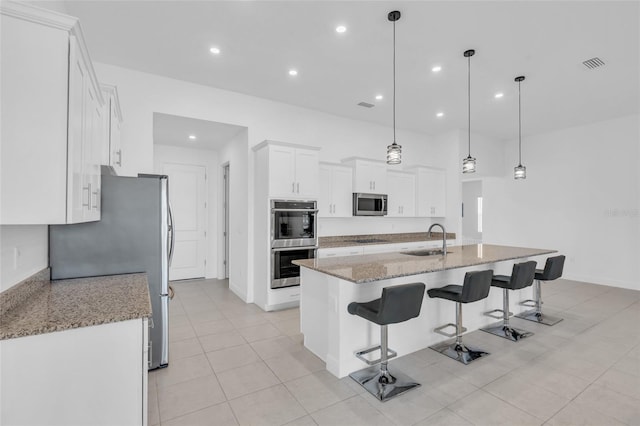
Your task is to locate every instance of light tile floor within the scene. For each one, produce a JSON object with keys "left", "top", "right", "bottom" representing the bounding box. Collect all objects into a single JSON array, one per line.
[{"left": 149, "top": 278, "right": 640, "bottom": 426}]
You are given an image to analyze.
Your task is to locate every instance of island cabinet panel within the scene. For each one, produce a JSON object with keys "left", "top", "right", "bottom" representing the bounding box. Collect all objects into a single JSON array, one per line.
[
  {"left": 387, "top": 171, "right": 416, "bottom": 217},
  {"left": 318, "top": 163, "right": 353, "bottom": 217},
  {"left": 407, "top": 166, "right": 447, "bottom": 218},
  {"left": 265, "top": 143, "right": 319, "bottom": 199},
  {"left": 0, "top": 5, "right": 104, "bottom": 224},
  {"left": 342, "top": 158, "right": 388, "bottom": 194},
  {"left": 0, "top": 318, "right": 148, "bottom": 426}
]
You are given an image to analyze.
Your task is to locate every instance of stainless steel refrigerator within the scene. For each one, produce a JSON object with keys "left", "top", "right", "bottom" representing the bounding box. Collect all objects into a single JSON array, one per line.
[{"left": 49, "top": 173, "right": 174, "bottom": 370}]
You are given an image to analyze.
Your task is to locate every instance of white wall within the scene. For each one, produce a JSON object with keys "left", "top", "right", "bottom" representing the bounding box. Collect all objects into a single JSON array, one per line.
[
  {"left": 483, "top": 114, "right": 640, "bottom": 290},
  {"left": 0, "top": 225, "right": 48, "bottom": 291},
  {"left": 153, "top": 144, "right": 219, "bottom": 279}
]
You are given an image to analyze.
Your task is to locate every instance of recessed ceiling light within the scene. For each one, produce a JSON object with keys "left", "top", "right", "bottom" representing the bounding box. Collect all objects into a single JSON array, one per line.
[
  {"left": 494, "top": 92, "right": 504, "bottom": 99},
  {"left": 209, "top": 47, "right": 221, "bottom": 55},
  {"left": 188, "top": 135, "right": 197, "bottom": 140},
  {"left": 288, "top": 69, "right": 298, "bottom": 76},
  {"left": 436, "top": 112, "right": 444, "bottom": 118},
  {"left": 432, "top": 66, "right": 442, "bottom": 73},
  {"left": 336, "top": 25, "right": 347, "bottom": 33},
  {"left": 375, "top": 94, "right": 383, "bottom": 100}
]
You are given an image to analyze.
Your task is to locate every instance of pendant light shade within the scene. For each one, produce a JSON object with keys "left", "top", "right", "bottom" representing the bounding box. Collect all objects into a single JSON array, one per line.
[
  {"left": 514, "top": 75, "right": 526, "bottom": 179},
  {"left": 462, "top": 49, "right": 476, "bottom": 173},
  {"left": 386, "top": 10, "right": 402, "bottom": 165}
]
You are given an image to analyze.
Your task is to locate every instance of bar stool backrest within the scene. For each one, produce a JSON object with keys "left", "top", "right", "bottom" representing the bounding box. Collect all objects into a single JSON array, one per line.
[
  {"left": 541, "top": 255, "right": 566, "bottom": 281},
  {"left": 510, "top": 261, "right": 537, "bottom": 290},
  {"left": 461, "top": 270, "right": 493, "bottom": 303},
  {"left": 378, "top": 283, "right": 426, "bottom": 325}
]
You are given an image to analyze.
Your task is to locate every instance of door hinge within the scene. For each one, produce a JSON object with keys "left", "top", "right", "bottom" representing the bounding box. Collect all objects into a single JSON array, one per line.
[
  {"left": 223, "top": 231, "right": 227, "bottom": 237},
  {"left": 223, "top": 260, "right": 227, "bottom": 265}
]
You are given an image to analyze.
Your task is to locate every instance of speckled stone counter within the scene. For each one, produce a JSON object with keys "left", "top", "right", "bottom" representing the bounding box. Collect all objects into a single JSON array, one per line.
[
  {"left": 296, "top": 244, "right": 555, "bottom": 283},
  {"left": 318, "top": 232, "right": 456, "bottom": 249},
  {"left": 0, "top": 272, "right": 152, "bottom": 340}
]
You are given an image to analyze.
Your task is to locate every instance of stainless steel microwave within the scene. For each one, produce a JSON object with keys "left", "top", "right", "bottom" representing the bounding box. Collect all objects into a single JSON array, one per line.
[{"left": 353, "top": 193, "right": 388, "bottom": 216}]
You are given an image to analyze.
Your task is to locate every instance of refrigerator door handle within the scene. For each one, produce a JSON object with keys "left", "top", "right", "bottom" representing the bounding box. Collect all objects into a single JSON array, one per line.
[{"left": 168, "top": 201, "right": 175, "bottom": 266}]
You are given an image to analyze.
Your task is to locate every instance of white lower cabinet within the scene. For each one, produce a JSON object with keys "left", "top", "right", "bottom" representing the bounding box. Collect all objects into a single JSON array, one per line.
[
  {"left": 318, "top": 246, "right": 364, "bottom": 258},
  {"left": 0, "top": 318, "right": 149, "bottom": 426}
]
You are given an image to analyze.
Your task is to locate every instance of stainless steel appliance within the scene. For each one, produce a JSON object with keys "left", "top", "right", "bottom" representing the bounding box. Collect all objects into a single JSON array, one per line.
[
  {"left": 271, "top": 200, "right": 318, "bottom": 248},
  {"left": 270, "top": 200, "right": 317, "bottom": 289},
  {"left": 353, "top": 193, "right": 388, "bottom": 216},
  {"left": 49, "top": 173, "right": 173, "bottom": 370},
  {"left": 271, "top": 246, "right": 316, "bottom": 289}
]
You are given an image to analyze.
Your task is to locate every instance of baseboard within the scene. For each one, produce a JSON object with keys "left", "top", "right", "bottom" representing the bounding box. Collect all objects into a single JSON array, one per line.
[
  {"left": 228, "top": 280, "right": 248, "bottom": 302},
  {"left": 563, "top": 274, "right": 638, "bottom": 291}
]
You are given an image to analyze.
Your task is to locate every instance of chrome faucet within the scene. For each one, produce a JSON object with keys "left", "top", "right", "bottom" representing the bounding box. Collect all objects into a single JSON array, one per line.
[{"left": 428, "top": 223, "right": 447, "bottom": 254}]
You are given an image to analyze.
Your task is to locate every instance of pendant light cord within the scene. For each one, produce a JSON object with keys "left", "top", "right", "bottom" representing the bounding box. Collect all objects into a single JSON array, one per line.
[
  {"left": 518, "top": 80, "right": 522, "bottom": 166},
  {"left": 467, "top": 55, "right": 471, "bottom": 157},
  {"left": 392, "top": 19, "right": 396, "bottom": 144}
]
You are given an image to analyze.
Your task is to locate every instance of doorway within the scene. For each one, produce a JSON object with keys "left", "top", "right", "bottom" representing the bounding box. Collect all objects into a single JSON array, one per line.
[
  {"left": 462, "top": 180, "right": 483, "bottom": 244},
  {"left": 223, "top": 163, "right": 230, "bottom": 279},
  {"left": 163, "top": 162, "right": 207, "bottom": 280}
]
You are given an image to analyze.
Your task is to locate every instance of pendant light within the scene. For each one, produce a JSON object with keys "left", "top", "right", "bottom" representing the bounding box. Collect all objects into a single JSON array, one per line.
[
  {"left": 386, "top": 10, "right": 402, "bottom": 165},
  {"left": 514, "top": 76, "right": 526, "bottom": 179},
  {"left": 462, "top": 49, "right": 476, "bottom": 173}
]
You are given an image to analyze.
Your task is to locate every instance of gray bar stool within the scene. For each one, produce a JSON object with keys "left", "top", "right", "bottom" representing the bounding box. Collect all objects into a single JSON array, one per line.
[
  {"left": 516, "top": 255, "right": 566, "bottom": 326},
  {"left": 481, "top": 261, "right": 537, "bottom": 341},
  {"left": 427, "top": 270, "right": 493, "bottom": 365},
  {"left": 347, "top": 282, "right": 426, "bottom": 402}
]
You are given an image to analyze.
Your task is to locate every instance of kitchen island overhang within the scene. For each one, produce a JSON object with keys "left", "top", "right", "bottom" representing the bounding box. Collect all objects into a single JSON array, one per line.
[{"left": 293, "top": 244, "right": 557, "bottom": 378}]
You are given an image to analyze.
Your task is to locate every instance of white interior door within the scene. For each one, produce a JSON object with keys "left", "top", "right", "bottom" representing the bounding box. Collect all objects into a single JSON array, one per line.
[{"left": 163, "top": 163, "right": 206, "bottom": 280}]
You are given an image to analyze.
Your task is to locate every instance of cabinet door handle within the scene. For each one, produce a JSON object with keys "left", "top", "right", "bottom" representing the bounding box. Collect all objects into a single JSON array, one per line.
[
  {"left": 82, "top": 183, "right": 91, "bottom": 209},
  {"left": 373, "top": 181, "right": 376, "bottom": 190},
  {"left": 92, "top": 188, "right": 100, "bottom": 210},
  {"left": 116, "top": 149, "right": 122, "bottom": 166},
  {"left": 292, "top": 182, "right": 295, "bottom": 193},
  {"left": 296, "top": 182, "right": 300, "bottom": 193}
]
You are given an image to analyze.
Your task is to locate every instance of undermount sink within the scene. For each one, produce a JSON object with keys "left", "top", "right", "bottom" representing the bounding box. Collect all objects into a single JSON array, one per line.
[{"left": 401, "top": 249, "right": 450, "bottom": 256}]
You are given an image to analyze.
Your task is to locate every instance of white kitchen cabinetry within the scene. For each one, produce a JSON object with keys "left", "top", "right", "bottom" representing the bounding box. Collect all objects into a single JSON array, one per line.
[
  {"left": 256, "top": 141, "right": 320, "bottom": 199},
  {"left": 254, "top": 141, "right": 320, "bottom": 199},
  {"left": 101, "top": 84, "right": 124, "bottom": 174},
  {"left": 387, "top": 171, "right": 416, "bottom": 217},
  {"left": 342, "top": 158, "right": 388, "bottom": 194},
  {"left": 407, "top": 166, "right": 447, "bottom": 217},
  {"left": 0, "top": 318, "right": 148, "bottom": 426},
  {"left": 318, "top": 246, "right": 363, "bottom": 258},
  {"left": 0, "top": 4, "right": 104, "bottom": 224},
  {"left": 319, "top": 163, "right": 353, "bottom": 217}
]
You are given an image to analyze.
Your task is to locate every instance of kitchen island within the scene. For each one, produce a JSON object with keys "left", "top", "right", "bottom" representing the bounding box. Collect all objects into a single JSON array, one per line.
[{"left": 294, "top": 244, "right": 556, "bottom": 378}]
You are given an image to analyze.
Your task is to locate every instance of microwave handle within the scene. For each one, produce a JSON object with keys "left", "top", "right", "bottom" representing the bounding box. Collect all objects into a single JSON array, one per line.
[
  {"left": 381, "top": 196, "right": 386, "bottom": 213},
  {"left": 271, "top": 208, "right": 319, "bottom": 213}
]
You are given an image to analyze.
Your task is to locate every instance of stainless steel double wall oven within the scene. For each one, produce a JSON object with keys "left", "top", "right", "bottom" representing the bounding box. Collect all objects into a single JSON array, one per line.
[{"left": 270, "top": 200, "right": 317, "bottom": 289}]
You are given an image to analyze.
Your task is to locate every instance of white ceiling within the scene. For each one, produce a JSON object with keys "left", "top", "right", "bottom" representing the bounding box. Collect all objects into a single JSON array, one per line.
[
  {"left": 58, "top": 1, "right": 639, "bottom": 140},
  {"left": 153, "top": 113, "right": 246, "bottom": 150}
]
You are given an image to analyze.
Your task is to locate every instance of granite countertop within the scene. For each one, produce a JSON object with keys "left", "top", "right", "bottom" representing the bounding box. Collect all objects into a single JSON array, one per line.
[
  {"left": 319, "top": 232, "right": 457, "bottom": 249},
  {"left": 0, "top": 271, "right": 152, "bottom": 340},
  {"left": 295, "top": 244, "right": 556, "bottom": 283}
]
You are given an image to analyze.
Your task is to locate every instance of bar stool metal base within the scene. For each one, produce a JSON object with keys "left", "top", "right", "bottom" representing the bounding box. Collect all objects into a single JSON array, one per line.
[
  {"left": 349, "top": 366, "right": 420, "bottom": 402},
  {"left": 480, "top": 323, "right": 534, "bottom": 341},
  {"left": 429, "top": 340, "right": 489, "bottom": 365},
  {"left": 515, "top": 309, "right": 563, "bottom": 326}
]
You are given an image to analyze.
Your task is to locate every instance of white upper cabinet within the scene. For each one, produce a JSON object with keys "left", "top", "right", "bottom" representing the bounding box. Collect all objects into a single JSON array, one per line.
[
  {"left": 318, "top": 163, "right": 353, "bottom": 217},
  {"left": 387, "top": 171, "right": 416, "bottom": 217},
  {"left": 406, "top": 166, "right": 447, "bottom": 217},
  {"left": 253, "top": 141, "right": 320, "bottom": 199},
  {"left": 101, "top": 84, "right": 124, "bottom": 175},
  {"left": 342, "top": 158, "right": 388, "bottom": 194},
  {"left": 1, "top": 3, "right": 104, "bottom": 224}
]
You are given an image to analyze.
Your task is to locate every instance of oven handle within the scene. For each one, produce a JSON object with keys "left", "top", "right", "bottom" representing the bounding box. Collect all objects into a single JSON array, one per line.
[
  {"left": 271, "top": 246, "right": 318, "bottom": 252},
  {"left": 271, "top": 208, "right": 319, "bottom": 213}
]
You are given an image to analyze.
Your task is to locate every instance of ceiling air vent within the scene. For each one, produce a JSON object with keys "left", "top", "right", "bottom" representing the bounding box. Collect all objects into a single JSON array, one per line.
[
  {"left": 582, "top": 57, "right": 605, "bottom": 70},
  {"left": 357, "top": 101, "right": 375, "bottom": 108}
]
